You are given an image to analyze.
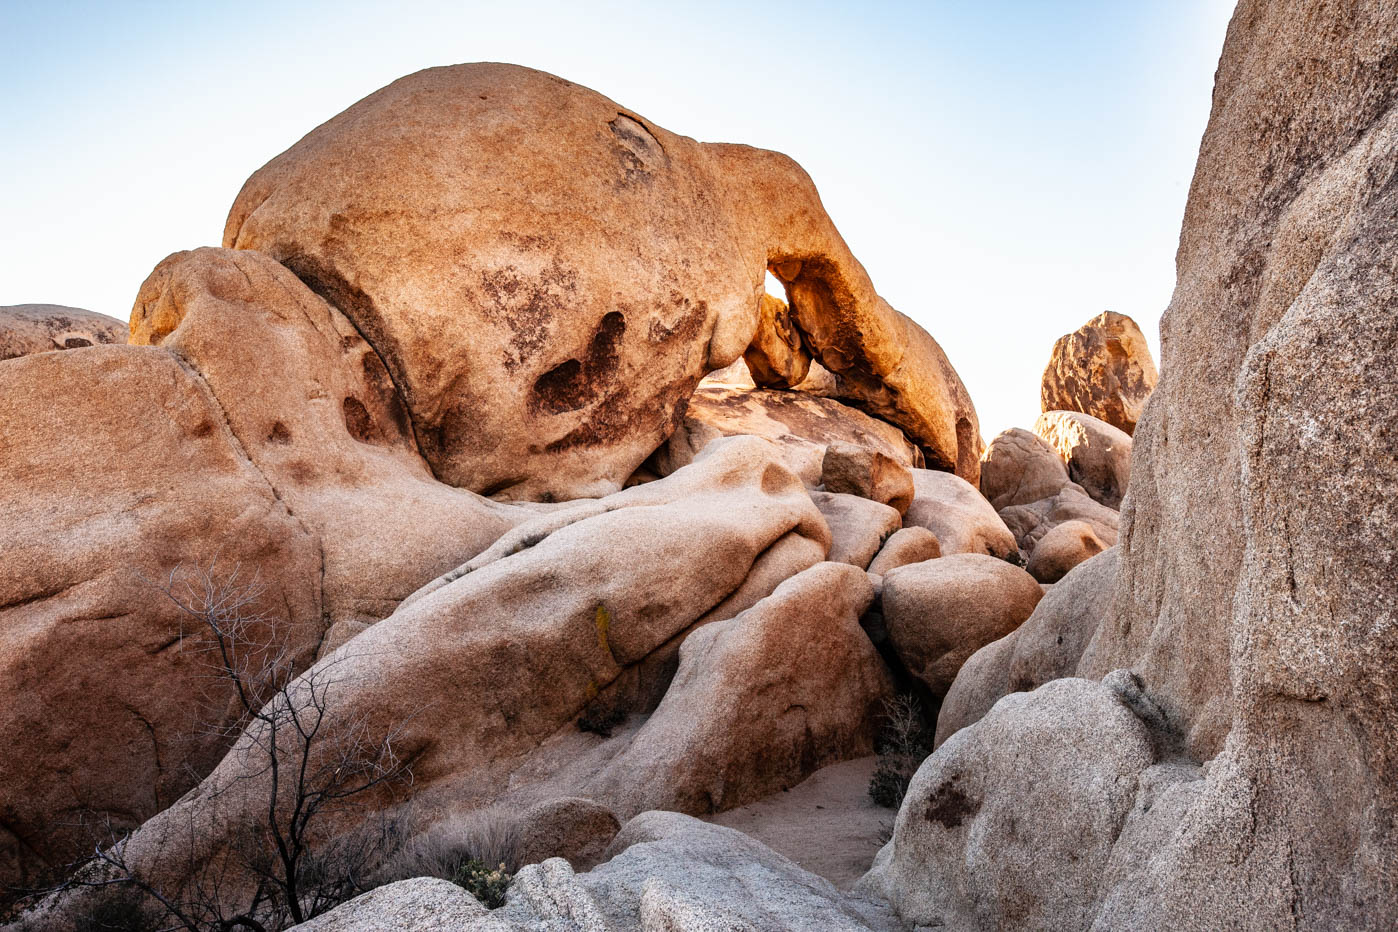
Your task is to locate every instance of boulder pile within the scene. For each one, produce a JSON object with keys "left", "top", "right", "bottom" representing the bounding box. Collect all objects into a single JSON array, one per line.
[{"left": 6, "top": 4, "right": 1397, "bottom": 927}]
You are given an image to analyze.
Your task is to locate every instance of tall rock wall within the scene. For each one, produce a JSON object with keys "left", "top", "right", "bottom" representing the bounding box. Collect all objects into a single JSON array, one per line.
[{"left": 873, "top": 2, "right": 1398, "bottom": 928}]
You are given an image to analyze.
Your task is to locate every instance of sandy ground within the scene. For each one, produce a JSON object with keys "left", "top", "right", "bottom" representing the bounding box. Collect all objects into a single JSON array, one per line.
[{"left": 708, "top": 755, "right": 894, "bottom": 890}]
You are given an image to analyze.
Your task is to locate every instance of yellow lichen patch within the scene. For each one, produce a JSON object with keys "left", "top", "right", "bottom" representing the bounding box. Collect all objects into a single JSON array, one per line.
[{"left": 595, "top": 604, "right": 613, "bottom": 659}]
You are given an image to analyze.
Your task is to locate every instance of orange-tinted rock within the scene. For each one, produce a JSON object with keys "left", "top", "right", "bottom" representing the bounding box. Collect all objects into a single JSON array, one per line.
[
  {"left": 744, "top": 293, "right": 811, "bottom": 387},
  {"left": 225, "top": 63, "right": 981, "bottom": 500},
  {"left": 1040, "top": 311, "right": 1157, "bottom": 436}
]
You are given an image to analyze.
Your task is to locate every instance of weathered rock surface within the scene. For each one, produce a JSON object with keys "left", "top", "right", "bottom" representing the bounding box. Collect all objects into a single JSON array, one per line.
[
  {"left": 0, "top": 248, "right": 529, "bottom": 895},
  {"left": 513, "top": 797, "right": 622, "bottom": 872},
  {"left": 811, "top": 491, "right": 902, "bottom": 569},
  {"left": 0, "top": 345, "right": 322, "bottom": 893},
  {"left": 225, "top": 63, "right": 982, "bottom": 500},
  {"left": 881, "top": 554, "right": 1042, "bottom": 699},
  {"left": 652, "top": 384, "right": 922, "bottom": 487},
  {"left": 821, "top": 441, "right": 915, "bottom": 514},
  {"left": 902, "top": 468, "right": 1017, "bottom": 559},
  {"left": 861, "top": 679, "right": 1155, "bottom": 930},
  {"left": 0, "top": 303, "right": 127, "bottom": 359},
  {"left": 131, "top": 248, "right": 523, "bottom": 626},
  {"left": 879, "top": 2, "right": 1398, "bottom": 927},
  {"left": 866, "top": 527, "right": 941, "bottom": 578},
  {"left": 997, "top": 483, "right": 1119, "bottom": 556},
  {"left": 78, "top": 441, "right": 877, "bottom": 909},
  {"left": 936, "top": 547, "right": 1119, "bottom": 745},
  {"left": 1024, "top": 518, "right": 1108, "bottom": 583},
  {"left": 745, "top": 293, "right": 812, "bottom": 387},
  {"left": 1040, "top": 310, "right": 1158, "bottom": 436},
  {"left": 494, "top": 812, "right": 903, "bottom": 931},
  {"left": 293, "top": 878, "right": 488, "bottom": 930},
  {"left": 1033, "top": 410, "right": 1132, "bottom": 509},
  {"left": 977, "top": 427, "right": 1071, "bottom": 510}
]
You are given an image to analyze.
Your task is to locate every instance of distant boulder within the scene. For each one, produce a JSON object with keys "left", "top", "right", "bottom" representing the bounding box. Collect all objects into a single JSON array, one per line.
[
  {"left": 0, "top": 303, "right": 126, "bottom": 359},
  {"left": 1040, "top": 310, "right": 1157, "bottom": 435}
]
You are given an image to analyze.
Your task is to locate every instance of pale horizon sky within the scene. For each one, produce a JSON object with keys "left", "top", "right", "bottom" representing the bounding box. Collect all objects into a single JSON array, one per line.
[{"left": 1, "top": 0, "right": 1235, "bottom": 440}]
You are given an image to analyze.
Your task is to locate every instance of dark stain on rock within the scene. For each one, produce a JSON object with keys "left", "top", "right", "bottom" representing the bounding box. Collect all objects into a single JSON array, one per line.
[
  {"left": 609, "top": 114, "right": 666, "bottom": 187},
  {"left": 267, "top": 421, "right": 292, "bottom": 445},
  {"left": 191, "top": 419, "right": 216, "bottom": 439},
  {"left": 924, "top": 778, "right": 978, "bottom": 829},
  {"left": 62, "top": 337, "right": 92, "bottom": 349},
  {"left": 530, "top": 311, "right": 626, "bottom": 416},
  {"left": 342, "top": 396, "right": 378, "bottom": 444},
  {"left": 359, "top": 351, "right": 413, "bottom": 441},
  {"left": 479, "top": 258, "right": 579, "bottom": 373}
]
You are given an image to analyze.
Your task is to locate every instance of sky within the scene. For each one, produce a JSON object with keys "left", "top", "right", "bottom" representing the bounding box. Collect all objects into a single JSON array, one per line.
[{"left": 0, "top": 0, "right": 1235, "bottom": 440}]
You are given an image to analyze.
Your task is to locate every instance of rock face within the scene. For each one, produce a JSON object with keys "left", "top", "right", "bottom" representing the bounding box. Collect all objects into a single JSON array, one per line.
[
  {"left": 224, "top": 63, "right": 982, "bottom": 500},
  {"left": 903, "top": 468, "right": 1018, "bottom": 559},
  {"left": 861, "top": 679, "right": 1155, "bottom": 931},
  {"left": 877, "top": 3, "right": 1398, "bottom": 927},
  {"left": 1040, "top": 310, "right": 1157, "bottom": 436},
  {"left": 881, "top": 554, "right": 1043, "bottom": 699},
  {"left": 1033, "top": 410, "right": 1132, "bottom": 509},
  {"left": 978, "top": 427, "right": 1070, "bottom": 510},
  {"left": 0, "top": 248, "right": 526, "bottom": 895},
  {"left": 0, "top": 304, "right": 127, "bottom": 359},
  {"left": 0, "top": 344, "right": 323, "bottom": 894},
  {"left": 652, "top": 383, "right": 922, "bottom": 487}
]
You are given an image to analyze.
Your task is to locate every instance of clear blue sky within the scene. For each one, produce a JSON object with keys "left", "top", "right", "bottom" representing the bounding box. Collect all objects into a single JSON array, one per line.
[{"left": 0, "top": 0, "right": 1234, "bottom": 438}]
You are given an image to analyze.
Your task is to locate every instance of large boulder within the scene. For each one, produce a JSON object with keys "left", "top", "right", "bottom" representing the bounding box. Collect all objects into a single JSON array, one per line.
[
  {"left": 652, "top": 384, "right": 922, "bottom": 487},
  {"left": 0, "top": 304, "right": 127, "bottom": 359},
  {"left": 977, "top": 427, "right": 1071, "bottom": 510},
  {"left": 224, "top": 63, "right": 982, "bottom": 500},
  {"left": 902, "top": 468, "right": 1018, "bottom": 559},
  {"left": 0, "top": 248, "right": 528, "bottom": 895},
  {"left": 71, "top": 440, "right": 867, "bottom": 911},
  {"left": 936, "top": 547, "right": 1119, "bottom": 745},
  {"left": 860, "top": 679, "right": 1155, "bottom": 931},
  {"left": 881, "top": 554, "right": 1043, "bottom": 698},
  {"left": 1040, "top": 310, "right": 1158, "bottom": 436},
  {"left": 745, "top": 292, "right": 812, "bottom": 387},
  {"left": 578, "top": 562, "right": 894, "bottom": 816},
  {"left": 0, "top": 345, "right": 322, "bottom": 895},
  {"left": 131, "top": 248, "right": 523, "bottom": 626},
  {"left": 1033, "top": 410, "right": 1132, "bottom": 509}
]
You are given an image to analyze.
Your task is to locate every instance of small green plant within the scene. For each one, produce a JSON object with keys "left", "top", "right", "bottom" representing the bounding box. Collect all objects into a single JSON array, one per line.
[
  {"left": 452, "top": 860, "right": 512, "bottom": 909},
  {"left": 868, "top": 694, "right": 934, "bottom": 809}
]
